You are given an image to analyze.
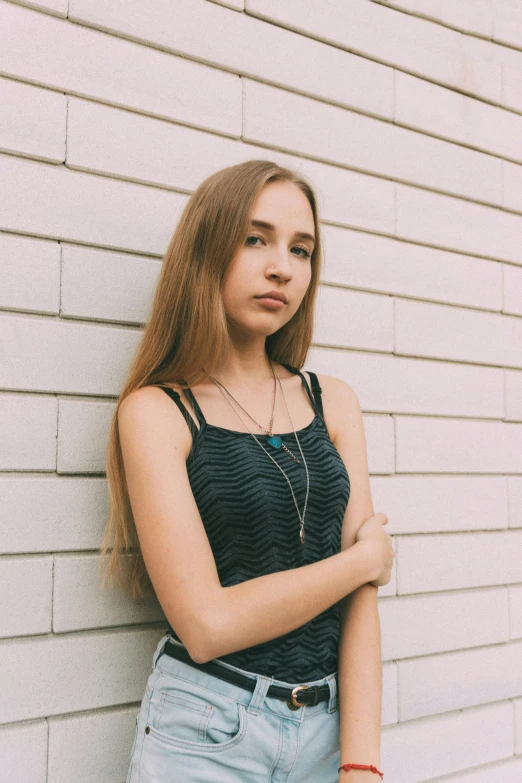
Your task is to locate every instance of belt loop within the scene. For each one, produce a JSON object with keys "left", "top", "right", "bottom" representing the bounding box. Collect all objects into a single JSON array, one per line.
[
  {"left": 152, "top": 633, "right": 171, "bottom": 669},
  {"left": 247, "top": 674, "right": 273, "bottom": 716},
  {"left": 327, "top": 673, "right": 338, "bottom": 713}
]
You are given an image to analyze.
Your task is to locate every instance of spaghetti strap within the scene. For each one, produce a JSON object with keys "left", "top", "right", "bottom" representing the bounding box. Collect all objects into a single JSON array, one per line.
[
  {"left": 280, "top": 362, "right": 324, "bottom": 419},
  {"left": 305, "top": 371, "right": 324, "bottom": 418},
  {"left": 157, "top": 386, "right": 200, "bottom": 440},
  {"left": 183, "top": 388, "right": 206, "bottom": 427}
]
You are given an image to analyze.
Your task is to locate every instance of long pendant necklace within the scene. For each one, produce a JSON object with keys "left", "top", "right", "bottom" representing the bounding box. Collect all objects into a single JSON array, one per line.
[{"left": 208, "top": 360, "right": 310, "bottom": 544}]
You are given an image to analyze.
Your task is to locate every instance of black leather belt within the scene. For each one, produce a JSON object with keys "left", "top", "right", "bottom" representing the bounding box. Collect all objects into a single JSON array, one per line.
[{"left": 160, "top": 639, "right": 333, "bottom": 711}]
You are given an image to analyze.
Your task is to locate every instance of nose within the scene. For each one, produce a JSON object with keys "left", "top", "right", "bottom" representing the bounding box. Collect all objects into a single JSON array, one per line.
[{"left": 266, "top": 245, "right": 293, "bottom": 281}]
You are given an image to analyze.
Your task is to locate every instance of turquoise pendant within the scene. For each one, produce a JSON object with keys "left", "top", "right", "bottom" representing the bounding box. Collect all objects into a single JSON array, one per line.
[{"left": 267, "top": 435, "right": 282, "bottom": 449}]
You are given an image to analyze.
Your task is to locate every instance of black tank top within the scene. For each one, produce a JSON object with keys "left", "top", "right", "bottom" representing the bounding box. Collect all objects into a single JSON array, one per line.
[{"left": 157, "top": 363, "right": 350, "bottom": 683}]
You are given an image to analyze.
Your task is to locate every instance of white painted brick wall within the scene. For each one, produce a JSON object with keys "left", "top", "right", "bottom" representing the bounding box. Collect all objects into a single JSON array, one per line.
[
  {"left": 398, "top": 641, "right": 522, "bottom": 721},
  {"left": 1, "top": 1, "right": 521, "bottom": 781},
  {"left": 0, "top": 720, "right": 48, "bottom": 783},
  {"left": 47, "top": 707, "right": 138, "bottom": 783}
]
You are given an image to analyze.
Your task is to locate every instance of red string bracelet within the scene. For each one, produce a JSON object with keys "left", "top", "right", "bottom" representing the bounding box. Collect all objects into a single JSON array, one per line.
[{"left": 338, "top": 763, "right": 384, "bottom": 779}]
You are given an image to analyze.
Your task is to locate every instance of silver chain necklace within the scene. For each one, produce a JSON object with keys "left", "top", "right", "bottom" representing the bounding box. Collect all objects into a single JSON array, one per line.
[
  {"left": 210, "top": 361, "right": 301, "bottom": 464},
  {"left": 208, "top": 361, "right": 310, "bottom": 545}
]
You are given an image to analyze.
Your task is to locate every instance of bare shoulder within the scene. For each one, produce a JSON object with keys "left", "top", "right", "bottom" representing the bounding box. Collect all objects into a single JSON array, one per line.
[
  {"left": 309, "top": 373, "right": 362, "bottom": 443},
  {"left": 118, "top": 384, "right": 193, "bottom": 461},
  {"left": 118, "top": 383, "right": 181, "bottom": 421}
]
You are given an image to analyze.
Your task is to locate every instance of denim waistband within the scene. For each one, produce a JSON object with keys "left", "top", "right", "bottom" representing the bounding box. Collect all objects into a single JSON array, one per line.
[{"left": 152, "top": 634, "right": 339, "bottom": 720}]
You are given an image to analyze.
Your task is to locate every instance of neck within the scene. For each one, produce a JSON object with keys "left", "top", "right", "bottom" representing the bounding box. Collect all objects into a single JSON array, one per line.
[{"left": 208, "top": 341, "right": 279, "bottom": 387}]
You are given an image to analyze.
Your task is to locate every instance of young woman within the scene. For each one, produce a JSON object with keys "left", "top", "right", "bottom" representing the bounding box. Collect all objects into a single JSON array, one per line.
[{"left": 102, "top": 159, "right": 395, "bottom": 782}]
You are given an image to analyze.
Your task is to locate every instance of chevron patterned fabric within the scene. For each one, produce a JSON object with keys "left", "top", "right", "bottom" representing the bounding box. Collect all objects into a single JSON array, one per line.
[{"left": 159, "top": 365, "right": 351, "bottom": 683}]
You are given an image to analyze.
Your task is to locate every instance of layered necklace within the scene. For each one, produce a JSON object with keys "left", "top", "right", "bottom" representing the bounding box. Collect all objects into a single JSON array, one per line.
[{"left": 208, "top": 359, "right": 310, "bottom": 545}]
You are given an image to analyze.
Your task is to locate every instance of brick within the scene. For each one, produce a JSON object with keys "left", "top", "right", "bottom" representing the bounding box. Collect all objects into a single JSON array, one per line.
[
  {"left": 61, "top": 243, "right": 161, "bottom": 323},
  {"left": 0, "top": 76, "right": 66, "bottom": 162},
  {"left": 494, "top": 2, "right": 522, "bottom": 51},
  {"left": 57, "top": 398, "right": 115, "bottom": 474},
  {"left": 307, "top": 346, "right": 504, "bottom": 418},
  {"left": 0, "top": 720, "right": 47, "bottom": 783},
  {"left": 48, "top": 706, "right": 138, "bottom": 783},
  {"left": 0, "top": 392, "right": 57, "bottom": 471},
  {"left": 378, "top": 587, "right": 509, "bottom": 660},
  {"left": 53, "top": 553, "right": 165, "bottom": 632},
  {"left": 396, "top": 184, "right": 522, "bottom": 264},
  {"left": 399, "top": 641, "right": 522, "bottom": 720},
  {"left": 397, "top": 531, "right": 522, "bottom": 594},
  {"left": 395, "top": 298, "right": 522, "bottom": 368},
  {"left": 0, "top": 476, "right": 108, "bottom": 554},
  {"left": 372, "top": 0, "right": 495, "bottom": 37},
  {"left": 8, "top": 0, "right": 68, "bottom": 14},
  {"left": 503, "top": 65, "right": 522, "bottom": 114},
  {"left": 362, "top": 414, "right": 395, "bottom": 475},
  {"left": 0, "top": 154, "right": 186, "bottom": 255},
  {"left": 395, "top": 71, "right": 522, "bottom": 165},
  {"left": 369, "top": 475, "right": 508, "bottom": 535},
  {"left": 462, "top": 25, "right": 522, "bottom": 73},
  {"left": 0, "top": 556, "right": 52, "bottom": 637},
  {"left": 382, "top": 662, "right": 398, "bottom": 725},
  {"left": 247, "top": 0, "right": 501, "bottom": 102},
  {"left": 381, "top": 701, "right": 514, "bottom": 782},
  {"left": 0, "top": 233, "right": 60, "bottom": 313},
  {"left": 401, "top": 757, "right": 522, "bottom": 783},
  {"left": 503, "top": 263, "right": 522, "bottom": 316},
  {"left": 66, "top": 96, "right": 246, "bottom": 193},
  {"left": 503, "top": 161, "right": 522, "bottom": 213},
  {"left": 0, "top": 313, "right": 139, "bottom": 394},
  {"left": 69, "top": 0, "right": 393, "bottom": 119},
  {"left": 321, "top": 225, "right": 502, "bottom": 311},
  {"left": 314, "top": 286, "right": 393, "bottom": 352},
  {"left": 505, "top": 370, "right": 522, "bottom": 421},
  {"left": 0, "top": 627, "right": 165, "bottom": 724},
  {"left": 0, "top": 2, "right": 241, "bottom": 135},
  {"left": 463, "top": 33, "right": 522, "bottom": 116},
  {"left": 243, "top": 79, "right": 502, "bottom": 206},
  {"left": 396, "top": 416, "right": 522, "bottom": 473},
  {"left": 509, "top": 585, "right": 522, "bottom": 639},
  {"left": 508, "top": 477, "right": 522, "bottom": 527}
]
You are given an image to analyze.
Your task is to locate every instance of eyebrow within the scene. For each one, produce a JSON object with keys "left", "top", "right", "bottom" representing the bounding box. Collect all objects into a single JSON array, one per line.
[{"left": 249, "top": 219, "right": 315, "bottom": 245}]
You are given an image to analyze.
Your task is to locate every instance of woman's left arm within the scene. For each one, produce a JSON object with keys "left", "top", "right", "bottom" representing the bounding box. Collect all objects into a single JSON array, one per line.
[
  {"left": 338, "top": 584, "right": 382, "bottom": 783},
  {"left": 318, "top": 375, "right": 383, "bottom": 783}
]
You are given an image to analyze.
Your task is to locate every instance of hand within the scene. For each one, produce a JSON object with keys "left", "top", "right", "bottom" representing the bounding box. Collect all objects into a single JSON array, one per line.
[{"left": 355, "top": 511, "right": 395, "bottom": 587}]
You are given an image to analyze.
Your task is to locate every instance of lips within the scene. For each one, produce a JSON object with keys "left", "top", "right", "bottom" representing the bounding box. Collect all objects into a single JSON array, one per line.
[{"left": 255, "top": 291, "right": 288, "bottom": 303}]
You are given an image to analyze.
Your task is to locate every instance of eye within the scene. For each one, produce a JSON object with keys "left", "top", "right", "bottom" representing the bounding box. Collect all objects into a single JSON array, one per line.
[
  {"left": 293, "top": 245, "right": 311, "bottom": 259},
  {"left": 246, "top": 234, "right": 264, "bottom": 246},
  {"left": 246, "top": 235, "right": 311, "bottom": 259}
]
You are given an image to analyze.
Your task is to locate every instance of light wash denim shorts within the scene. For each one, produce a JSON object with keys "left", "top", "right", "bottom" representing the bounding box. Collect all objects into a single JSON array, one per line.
[{"left": 126, "top": 633, "right": 341, "bottom": 782}]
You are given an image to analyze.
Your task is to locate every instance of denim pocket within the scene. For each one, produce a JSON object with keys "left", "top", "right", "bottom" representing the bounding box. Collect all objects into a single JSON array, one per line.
[
  {"left": 156, "top": 692, "right": 212, "bottom": 742},
  {"left": 146, "top": 666, "right": 247, "bottom": 751}
]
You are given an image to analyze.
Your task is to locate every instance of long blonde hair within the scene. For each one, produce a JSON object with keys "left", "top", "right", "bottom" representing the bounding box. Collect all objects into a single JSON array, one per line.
[{"left": 100, "top": 159, "right": 323, "bottom": 599}]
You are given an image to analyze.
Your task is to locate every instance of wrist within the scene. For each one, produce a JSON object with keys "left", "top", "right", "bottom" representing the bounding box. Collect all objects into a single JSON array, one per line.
[
  {"left": 339, "top": 762, "right": 383, "bottom": 780},
  {"left": 353, "top": 539, "right": 378, "bottom": 583}
]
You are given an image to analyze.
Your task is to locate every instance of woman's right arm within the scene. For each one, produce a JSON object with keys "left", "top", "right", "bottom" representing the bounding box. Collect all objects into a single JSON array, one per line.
[{"left": 118, "top": 387, "right": 383, "bottom": 664}]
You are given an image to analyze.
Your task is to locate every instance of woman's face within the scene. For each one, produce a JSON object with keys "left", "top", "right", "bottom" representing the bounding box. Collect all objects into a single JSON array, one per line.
[{"left": 221, "top": 180, "right": 315, "bottom": 339}]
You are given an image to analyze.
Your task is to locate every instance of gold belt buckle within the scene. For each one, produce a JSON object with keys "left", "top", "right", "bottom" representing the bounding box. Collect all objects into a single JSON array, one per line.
[{"left": 287, "top": 684, "right": 309, "bottom": 710}]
